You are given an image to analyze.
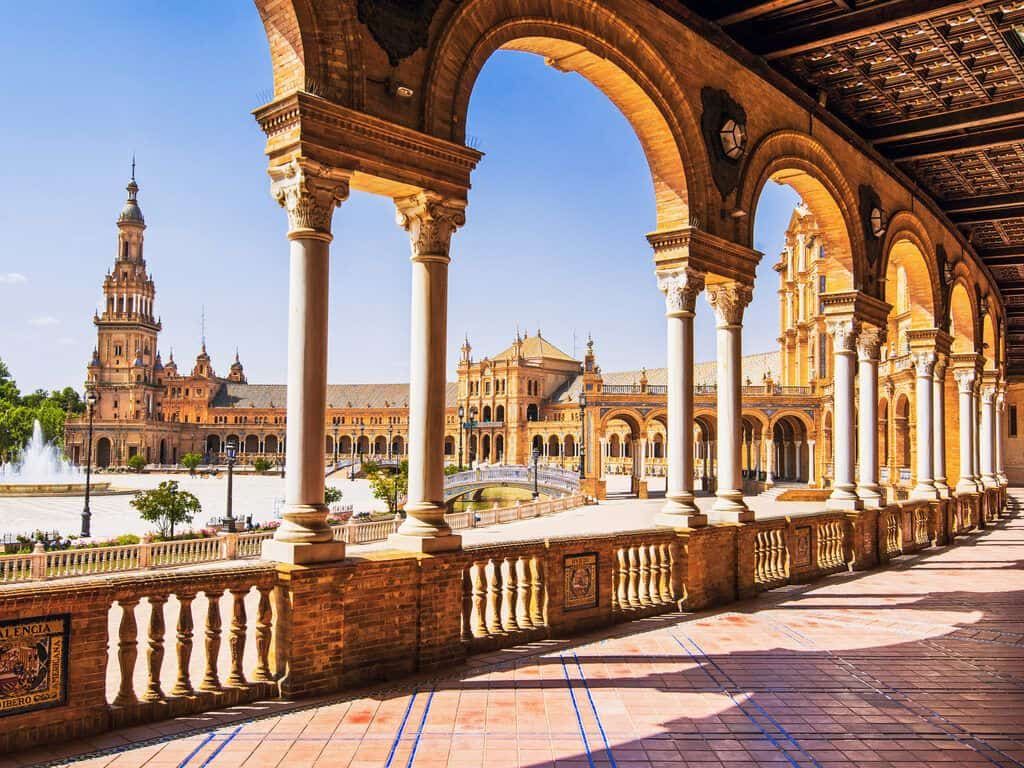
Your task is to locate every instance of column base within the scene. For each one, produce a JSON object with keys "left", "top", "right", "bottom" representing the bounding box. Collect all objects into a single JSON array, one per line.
[
  {"left": 712, "top": 491, "right": 752, "bottom": 523},
  {"left": 934, "top": 480, "right": 951, "bottom": 499},
  {"left": 386, "top": 532, "right": 462, "bottom": 553},
  {"left": 910, "top": 482, "right": 939, "bottom": 501},
  {"left": 981, "top": 474, "right": 998, "bottom": 489},
  {"left": 956, "top": 480, "right": 979, "bottom": 496},
  {"left": 656, "top": 495, "right": 707, "bottom": 528},
  {"left": 261, "top": 538, "right": 347, "bottom": 565},
  {"left": 856, "top": 484, "right": 883, "bottom": 509},
  {"left": 826, "top": 486, "right": 862, "bottom": 511}
]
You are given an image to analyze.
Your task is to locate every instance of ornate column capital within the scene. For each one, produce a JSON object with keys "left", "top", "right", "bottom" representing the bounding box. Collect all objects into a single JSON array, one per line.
[
  {"left": 395, "top": 191, "right": 466, "bottom": 263},
  {"left": 884, "top": 379, "right": 895, "bottom": 398},
  {"left": 954, "top": 367, "right": 976, "bottom": 394},
  {"left": 912, "top": 350, "right": 936, "bottom": 378},
  {"left": 657, "top": 267, "right": 705, "bottom": 317},
  {"left": 705, "top": 282, "right": 753, "bottom": 327},
  {"left": 269, "top": 158, "right": 351, "bottom": 240},
  {"left": 825, "top": 317, "right": 860, "bottom": 354},
  {"left": 981, "top": 384, "right": 996, "bottom": 404},
  {"left": 856, "top": 325, "right": 885, "bottom": 362},
  {"left": 933, "top": 355, "right": 948, "bottom": 381}
]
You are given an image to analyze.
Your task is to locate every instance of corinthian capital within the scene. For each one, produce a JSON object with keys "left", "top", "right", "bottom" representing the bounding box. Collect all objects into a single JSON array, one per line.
[
  {"left": 856, "top": 325, "right": 885, "bottom": 362},
  {"left": 954, "top": 367, "right": 976, "bottom": 394},
  {"left": 825, "top": 317, "right": 859, "bottom": 353},
  {"left": 705, "top": 282, "right": 752, "bottom": 327},
  {"left": 395, "top": 192, "right": 466, "bottom": 262},
  {"left": 912, "top": 350, "right": 936, "bottom": 378},
  {"left": 981, "top": 384, "right": 996, "bottom": 404},
  {"left": 269, "top": 158, "right": 351, "bottom": 239},
  {"left": 657, "top": 268, "right": 705, "bottom": 317}
]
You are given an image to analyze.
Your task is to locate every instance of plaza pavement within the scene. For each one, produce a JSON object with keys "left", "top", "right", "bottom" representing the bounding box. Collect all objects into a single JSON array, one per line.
[{"left": 12, "top": 490, "right": 1021, "bottom": 768}]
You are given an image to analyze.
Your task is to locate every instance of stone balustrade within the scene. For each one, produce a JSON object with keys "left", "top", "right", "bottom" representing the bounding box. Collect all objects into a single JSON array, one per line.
[{"left": 0, "top": 486, "right": 1009, "bottom": 754}]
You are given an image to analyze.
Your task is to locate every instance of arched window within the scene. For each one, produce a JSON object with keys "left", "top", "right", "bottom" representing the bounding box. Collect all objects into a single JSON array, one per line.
[
  {"left": 527, "top": 404, "right": 538, "bottom": 421},
  {"left": 496, "top": 405, "right": 505, "bottom": 422},
  {"left": 482, "top": 405, "right": 492, "bottom": 422}
]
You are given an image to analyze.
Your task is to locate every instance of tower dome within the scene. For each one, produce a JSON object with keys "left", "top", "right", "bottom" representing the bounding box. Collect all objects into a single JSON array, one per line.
[{"left": 118, "top": 160, "right": 145, "bottom": 225}]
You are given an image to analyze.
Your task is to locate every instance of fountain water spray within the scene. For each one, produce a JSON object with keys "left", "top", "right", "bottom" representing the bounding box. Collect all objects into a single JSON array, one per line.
[{"left": 0, "top": 420, "right": 84, "bottom": 484}]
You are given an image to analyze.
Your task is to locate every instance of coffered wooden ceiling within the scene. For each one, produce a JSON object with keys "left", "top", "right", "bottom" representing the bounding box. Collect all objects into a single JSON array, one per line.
[{"left": 678, "top": 0, "right": 1024, "bottom": 374}]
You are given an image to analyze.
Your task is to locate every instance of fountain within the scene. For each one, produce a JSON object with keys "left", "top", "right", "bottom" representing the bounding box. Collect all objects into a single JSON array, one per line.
[{"left": 0, "top": 420, "right": 110, "bottom": 496}]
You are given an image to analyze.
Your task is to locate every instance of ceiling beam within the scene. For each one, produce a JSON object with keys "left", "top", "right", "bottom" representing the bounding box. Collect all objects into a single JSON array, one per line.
[
  {"left": 885, "top": 124, "right": 1024, "bottom": 161},
  {"left": 868, "top": 98, "right": 1024, "bottom": 144},
  {"left": 979, "top": 245, "right": 1024, "bottom": 260},
  {"left": 752, "top": 0, "right": 977, "bottom": 59},
  {"left": 952, "top": 204, "right": 1024, "bottom": 224},
  {"left": 712, "top": 0, "right": 806, "bottom": 25},
  {"left": 945, "top": 193, "right": 1024, "bottom": 214}
]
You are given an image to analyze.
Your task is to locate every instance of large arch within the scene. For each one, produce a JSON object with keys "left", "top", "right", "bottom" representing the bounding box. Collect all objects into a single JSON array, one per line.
[
  {"left": 880, "top": 212, "right": 940, "bottom": 325},
  {"left": 738, "top": 130, "right": 864, "bottom": 293},
  {"left": 423, "top": 0, "right": 708, "bottom": 231},
  {"left": 949, "top": 280, "right": 978, "bottom": 356}
]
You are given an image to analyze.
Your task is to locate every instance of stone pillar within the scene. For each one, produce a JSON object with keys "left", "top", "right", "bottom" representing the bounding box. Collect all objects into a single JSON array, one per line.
[
  {"left": 262, "top": 159, "right": 349, "bottom": 564},
  {"left": 980, "top": 383, "right": 997, "bottom": 489},
  {"left": 807, "top": 439, "right": 816, "bottom": 486},
  {"left": 955, "top": 368, "right": 977, "bottom": 495},
  {"left": 932, "top": 358, "right": 950, "bottom": 498},
  {"left": 972, "top": 379, "right": 984, "bottom": 491},
  {"left": 390, "top": 192, "right": 466, "bottom": 553},
  {"left": 911, "top": 351, "right": 938, "bottom": 500},
  {"left": 706, "top": 283, "right": 753, "bottom": 522},
  {"left": 656, "top": 268, "right": 705, "bottom": 526},
  {"left": 826, "top": 318, "right": 862, "bottom": 511},
  {"left": 856, "top": 327, "right": 884, "bottom": 508},
  {"left": 794, "top": 441, "right": 803, "bottom": 482},
  {"left": 996, "top": 385, "right": 1008, "bottom": 486},
  {"left": 599, "top": 437, "right": 607, "bottom": 481},
  {"left": 782, "top": 441, "right": 791, "bottom": 480},
  {"left": 764, "top": 435, "right": 774, "bottom": 486}
]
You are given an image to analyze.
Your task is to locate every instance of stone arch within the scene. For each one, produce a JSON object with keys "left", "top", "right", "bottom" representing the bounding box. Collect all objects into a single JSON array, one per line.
[
  {"left": 373, "top": 435, "right": 387, "bottom": 455},
  {"left": 495, "top": 404, "right": 505, "bottom": 422},
  {"left": 879, "top": 212, "right": 940, "bottom": 324},
  {"left": 246, "top": 434, "right": 261, "bottom": 454},
  {"left": 767, "top": 409, "right": 814, "bottom": 435},
  {"left": 599, "top": 409, "right": 643, "bottom": 436},
  {"left": 982, "top": 309, "right": 997, "bottom": 371},
  {"left": 495, "top": 434, "right": 504, "bottom": 462},
  {"left": 949, "top": 279, "right": 978, "bottom": 355},
  {"left": 894, "top": 393, "right": 912, "bottom": 469},
  {"left": 96, "top": 436, "right": 112, "bottom": 468},
  {"left": 254, "top": 0, "right": 363, "bottom": 106},
  {"left": 878, "top": 397, "right": 889, "bottom": 466},
  {"left": 206, "top": 434, "right": 221, "bottom": 454},
  {"left": 738, "top": 130, "right": 865, "bottom": 293},
  {"left": 444, "top": 436, "right": 455, "bottom": 456},
  {"left": 265, "top": 434, "right": 279, "bottom": 454},
  {"left": 423, "top": 0, "right": 707, "bottom": 231}
]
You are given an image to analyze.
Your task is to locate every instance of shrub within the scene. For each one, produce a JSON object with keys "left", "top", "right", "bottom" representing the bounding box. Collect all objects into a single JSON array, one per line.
[
  {"left": 253, "top": 457, "right": 273, "bottom": 474},
  {"left": 181, "top": 452, "right": 203, "bottom": 475},
  {"left": 126, "top": 454, "right": 147, "bottom": 473},
  {"left": 324, "top": 486, "right": 344, "bottom": 505}
]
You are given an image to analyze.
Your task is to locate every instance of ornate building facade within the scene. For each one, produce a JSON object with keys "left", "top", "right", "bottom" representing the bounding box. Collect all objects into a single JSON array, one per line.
[{"left": 66, "top": 177, "right": 1020, "bottom": 505}]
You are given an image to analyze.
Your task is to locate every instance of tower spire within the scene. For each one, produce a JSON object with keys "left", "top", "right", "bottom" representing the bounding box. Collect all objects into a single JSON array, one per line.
[
  {"left": 201, "top": 305, "right": 207, "bottom": 353},
  {"left": 131, "top": 153, "right": 136, "bottom": 182}
]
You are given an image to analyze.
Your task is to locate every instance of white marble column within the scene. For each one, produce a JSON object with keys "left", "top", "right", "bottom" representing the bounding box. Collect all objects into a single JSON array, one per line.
[
  {"left": 980, "top": 383, "right": 997, "bottom": 489},
  {"left": 706, "top": 283, "right": 754, "bottom": 522},
  {"left": 390, "top": 192, "right": 465, "bottom": 553},
  {"left": 807, "top": 439, "right": 816, "bottom": 486},
  {"left": 955, "top": 368, "right": 977, "bottom": 495},
  {"left": 782, "top": 441, "right": 791, "bottom": 480},
  {"left": 263, "top": 159, "right": 350, "bottom": 564},
  {"left": 911, "top": 351, "right": 938, "bottom": 500},
  {"left": 599, "top": 437, "right": 607, "bottom": 480},
  {"left": 764, "top": 435, "right": 774, "bottom": 486},
  {"left": 794, "top": 441, "right": 803, "bottom": 481},
  {"left": 996, "top": 385, "right": 1008, "bottom": 486},
  {"left": 656, "top": 268, "right": 705, "bottom": 526},
  {"left": 826, "top": 318, "right": 862, "bottom": 510},
  {"left": 856, "top": 327, "right": 884, "bottom": 507},
  {"left": 972, "top": 379, "right": 984, "bottom": 491},
  {"left": 932, "top": 358, "right": 950, "bottom": 498}
]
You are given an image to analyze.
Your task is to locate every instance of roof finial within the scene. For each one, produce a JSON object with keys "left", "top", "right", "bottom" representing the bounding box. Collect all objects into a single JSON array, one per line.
[
  {"left": 130, "top": 153, "right": 136, "bottom": 182},
  {"left": 201, "top": 305, "right": 207, "bottom": 353}
]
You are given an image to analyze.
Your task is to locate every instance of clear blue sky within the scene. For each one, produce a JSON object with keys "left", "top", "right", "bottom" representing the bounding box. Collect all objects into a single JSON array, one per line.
[{"left": 0, "top": 2, "right": 800, "bottom": 394}]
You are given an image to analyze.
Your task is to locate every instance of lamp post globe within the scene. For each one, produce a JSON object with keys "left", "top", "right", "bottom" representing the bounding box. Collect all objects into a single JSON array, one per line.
[{"left": 81, "top": 388, "right": 99, "bottom": 538}]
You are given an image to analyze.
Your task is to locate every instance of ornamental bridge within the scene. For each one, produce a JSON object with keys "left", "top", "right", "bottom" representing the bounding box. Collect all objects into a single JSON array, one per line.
[{"left": 443, "top": 465, "right": 580, "bottom": 502}]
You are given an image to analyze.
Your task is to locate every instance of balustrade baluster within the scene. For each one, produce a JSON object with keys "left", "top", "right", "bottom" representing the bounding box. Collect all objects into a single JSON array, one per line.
[
  {"left": 200, "top": 591, "right": 222, "bottom": 691},
  {"left": 226, "top": 589, "right": 248, "bottom": 687},
  {"left": 469, "top": 562, "right": 487, "bottom": 637},
  {"left": 500, "top": 557, "right": 519, "bottom": 632},
  {"left": 253, "top": 587, "right": 274, "bottom": 682},
  {"left": 171, "top": 593, "right": 195, "bottom": 695},
  {"left": 616, "top": 549, "right": 628, "bottom": 610},
  {"left": 646, "top": 545, "right": 659, "bottom": 605},
  {"left": 659, "top": 543, "right": 672, "bottom": 604},
  {"left": 142, "top": 595, "right": 167, "bottom": 702},
  {"left": 485, "top": 559, "right": 502, "bottom": 635},
  {"left": 113, "top": 598, "right": 140, "bottom": 707},
  {"left": 529, "top": 556, "right": 544, "bottom": 627},
  {"left": 515, "top": 557, "right": 532, "bottom": 629},
  {"left": 627, "top": 547, "right": 640, "bottom": 608}
]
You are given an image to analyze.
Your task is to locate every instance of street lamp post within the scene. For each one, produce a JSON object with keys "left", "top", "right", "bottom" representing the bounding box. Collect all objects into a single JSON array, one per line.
[
  {"left": 223, "top": 439, "right": 238, "bottom": 532},
  {"left": 350, "top": 428, "right": 357, "bottom": 480},
  {"left": 387, "top": 423, "right": 393, "bottom": 464},
  {"left": 532, "top": 448, "right": 540, "bottom": 499},
  {"left": 579, "top": 392, "right": 587, "bottom": 480},
  {"left": 81, "top": 389, "right": 99, "bottom": 538},
  {"left": 332, "top": 425, "right": 339, "bottom": 467},
  {"left": 457, "top": 405, "right": 465, "bottom": 471},
  {"left": 359, "top": 424, "right": 365, "bottom": 467},
  {"left": 466, "top": 407, "right": 478, "bottom": 467}
]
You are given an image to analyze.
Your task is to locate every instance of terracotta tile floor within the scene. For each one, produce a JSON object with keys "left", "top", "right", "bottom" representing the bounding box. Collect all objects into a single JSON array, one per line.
[{"left": 17, "top": 493, "right": 1024, "bottom": 768}]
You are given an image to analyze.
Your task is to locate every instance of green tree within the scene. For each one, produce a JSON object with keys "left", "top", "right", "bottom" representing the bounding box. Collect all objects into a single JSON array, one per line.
[
  {"left": 181, "top": 452, "right": 203, "bottom": 475},
  {"left": 367, "top": 460, "right": 408, "bottom": 514},
  {"left": 324, "top": 486, "right": 344, "bottom": 505},
  {"left": 130, "top": 481, "right": 201, "bottom": 538},
  {"left": 253, "top": 457, "right": 273, "bottom": 474},
  {"left": 127, "top": 454, "right": 147, "bottom": 472},
  {"left": 0, "top": 359, "right": 20, "bottom": 404},
  {"left": 444, "top": 464, "right": 461, "bottom": 476}
]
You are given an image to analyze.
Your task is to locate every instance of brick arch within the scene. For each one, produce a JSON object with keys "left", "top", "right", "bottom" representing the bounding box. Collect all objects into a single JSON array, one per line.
[
  {"left": 255, "top": 0, "right": 363, "bottom": 106},
  {"left": 600, "top": 409, "right": 644, "bottom": 436},
  {"left": 948, "top": 274, "right": 979, "bottom": 356},
  {"left": 880, "top": 211, "right": 940, "bottom": 329},
  {"left": 767, "top": 410, "right": 814, "bottom": 436},
  {"left": 736, "top": 130, "right": 865, "bottom": 294},
  {"left": 643, "top": 409, "right": 667, "bottom": 432},
  {"left": 422, "top": 0, "right": 708, "bottom": 231}
]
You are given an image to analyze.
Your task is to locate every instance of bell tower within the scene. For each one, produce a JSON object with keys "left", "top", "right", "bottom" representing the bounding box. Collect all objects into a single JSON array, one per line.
[{"left": 88, "top": 168, "right": 163, "bottom": 421}]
